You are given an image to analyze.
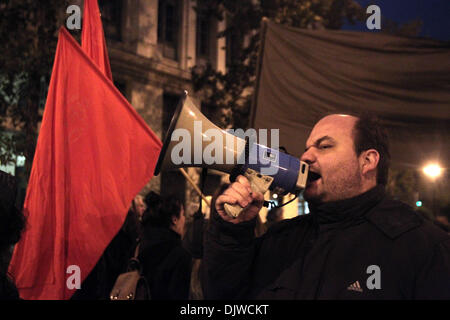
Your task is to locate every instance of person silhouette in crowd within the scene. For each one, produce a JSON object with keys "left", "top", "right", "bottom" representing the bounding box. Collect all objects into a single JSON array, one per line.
[
  {"left": 0, "top": 170, "right": 25, "bottom": 300},
  {"left": 139, "top": 192, "right": 191, "bottom": 299},
  {"left": 435, "top": 204, "right": 450, "bottom": 234},
  {"left": 183, "top": 203, "right": 207, "bottom": 300},
  {"left": 415, "top": 206, "right": 450, "bottom": 234},
  {"left": 133, "top": 194, "right": 146, "bottom": 223},
  {"left": 264, "top": 206, "right": 284, "bottom": 232},
  {"left": 71, "top": 196, "right": 141, "bottom": 300},
  {"left": 182, "top": 183, "right": 234, "bottom": 300}
]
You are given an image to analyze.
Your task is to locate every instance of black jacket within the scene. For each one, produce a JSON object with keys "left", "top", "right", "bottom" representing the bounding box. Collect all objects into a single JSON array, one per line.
[
  {"left": 0, "top": 274, "right": 20, "bottom": 300},
  {"left": 139, "top": 226, "right": 191, "bottom": 300},
  {"left": 203, "top": 186, "right": 450, "bottom": 299},
  {"left": 71, "top": 210, "right": 140, "bottom": 300}
]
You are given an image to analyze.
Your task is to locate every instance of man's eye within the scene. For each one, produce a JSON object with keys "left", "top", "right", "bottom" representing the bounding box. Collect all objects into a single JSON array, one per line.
[{"left": 319, "top": 145, "right": 332, "bottom": 149}]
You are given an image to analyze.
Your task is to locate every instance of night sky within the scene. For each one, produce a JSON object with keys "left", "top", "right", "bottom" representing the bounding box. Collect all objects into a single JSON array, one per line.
[{"left": 342, "top": 0, "right": 450, "bottom": 41}]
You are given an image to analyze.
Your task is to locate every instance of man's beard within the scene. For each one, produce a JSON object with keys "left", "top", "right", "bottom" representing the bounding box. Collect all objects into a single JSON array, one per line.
[{"left": 305, "top": 165, "right": 363, "bottom": 204}]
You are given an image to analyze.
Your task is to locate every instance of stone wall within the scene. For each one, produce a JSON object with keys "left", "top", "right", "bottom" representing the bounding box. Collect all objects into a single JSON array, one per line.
[{"left": 103, "top": 0, "right": 226, "bottom": 214}]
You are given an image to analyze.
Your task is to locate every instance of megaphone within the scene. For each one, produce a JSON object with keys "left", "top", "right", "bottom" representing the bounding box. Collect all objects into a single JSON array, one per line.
[{"left": 154, "top": 91, "right": 309, "bottom": 218}]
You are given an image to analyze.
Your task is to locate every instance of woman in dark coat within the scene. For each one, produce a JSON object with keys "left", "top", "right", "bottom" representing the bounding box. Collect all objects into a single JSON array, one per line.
[{"left": 139, "top": 192, "right": 191, "bottom": 300}]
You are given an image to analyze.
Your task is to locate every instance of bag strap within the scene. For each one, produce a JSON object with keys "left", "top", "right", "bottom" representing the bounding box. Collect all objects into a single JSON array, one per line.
[
  {"left": 133, "top": 241, "right": 140, "bottom": 259},
  {"left": 127, "top": 240, "right": 142, "bottom": 272}
]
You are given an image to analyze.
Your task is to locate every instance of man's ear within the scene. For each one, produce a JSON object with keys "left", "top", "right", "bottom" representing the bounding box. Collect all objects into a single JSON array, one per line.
[{"left": 359, "top": 149, "right": 380, "bottom": 176}]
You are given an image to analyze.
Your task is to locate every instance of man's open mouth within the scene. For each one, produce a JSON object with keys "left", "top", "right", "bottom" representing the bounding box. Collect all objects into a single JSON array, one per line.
[{"left": 307, "top": 171, "right": 321, "bottom": 184}]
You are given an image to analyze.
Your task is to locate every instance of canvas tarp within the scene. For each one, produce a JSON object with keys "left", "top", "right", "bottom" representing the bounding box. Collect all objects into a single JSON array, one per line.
[{"left": 250, "top": 20, "right": 450, "bottom": 169}]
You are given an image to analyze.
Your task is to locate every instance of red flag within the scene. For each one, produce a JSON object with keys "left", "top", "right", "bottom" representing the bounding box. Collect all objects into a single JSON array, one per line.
[
  {"left": 8, "top": 27, "right": 162, "bottom": 299},
  {"left": 81, "top": 0, "right": 113, "bottom": 80}
]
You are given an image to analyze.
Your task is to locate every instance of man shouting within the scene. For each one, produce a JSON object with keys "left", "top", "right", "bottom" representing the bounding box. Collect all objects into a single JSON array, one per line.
[{"left": 203, "top": 114, "right": 450, "bottom": 299}]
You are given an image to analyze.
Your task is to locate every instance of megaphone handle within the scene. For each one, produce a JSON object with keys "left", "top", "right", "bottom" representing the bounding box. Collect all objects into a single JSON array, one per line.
[{"left": 224, "top": 168, "right": 274, "bottom": 219}]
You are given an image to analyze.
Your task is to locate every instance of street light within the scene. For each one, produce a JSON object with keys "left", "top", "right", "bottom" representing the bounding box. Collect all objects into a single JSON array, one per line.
[
  {"left": 423, "top": 164, "right": 442, "bottom": 180},
  {"left": 422, "top": 163, "right": 443, "bottom": 216}
]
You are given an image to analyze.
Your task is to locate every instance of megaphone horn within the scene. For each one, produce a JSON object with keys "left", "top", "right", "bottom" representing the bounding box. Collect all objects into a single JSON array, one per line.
[
  {"left": 154, "top": 91, "right": 247, "bottom": 176},
  {"left": 154, "top": 91, "right": 309, "bottom": 219}
]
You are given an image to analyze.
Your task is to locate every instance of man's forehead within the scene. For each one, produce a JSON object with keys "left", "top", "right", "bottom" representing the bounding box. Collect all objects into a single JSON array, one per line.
[{"left": 306, "top": 114, "right": 358, "bottom": 146}]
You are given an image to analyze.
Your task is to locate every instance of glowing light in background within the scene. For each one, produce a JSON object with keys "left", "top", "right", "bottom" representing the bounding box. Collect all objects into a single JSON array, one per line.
[{"left": 422, "top": 164, "right": 442, "bottom": 179}]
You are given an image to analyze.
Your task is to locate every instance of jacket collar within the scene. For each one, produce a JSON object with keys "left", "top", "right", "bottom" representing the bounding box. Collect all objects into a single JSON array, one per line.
[{"left": 308, "top": 185, "right": 386, "bottom": 227}]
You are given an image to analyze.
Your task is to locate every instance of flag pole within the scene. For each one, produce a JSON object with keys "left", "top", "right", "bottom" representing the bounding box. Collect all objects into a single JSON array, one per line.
[{"left": 179, "top": 168, "right": 211, "bottom": 208}]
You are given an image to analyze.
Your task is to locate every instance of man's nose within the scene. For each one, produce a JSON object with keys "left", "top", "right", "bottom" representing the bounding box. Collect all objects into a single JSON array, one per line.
[{"left": 300, "top": 148, "right": 315, "bottom": 164}]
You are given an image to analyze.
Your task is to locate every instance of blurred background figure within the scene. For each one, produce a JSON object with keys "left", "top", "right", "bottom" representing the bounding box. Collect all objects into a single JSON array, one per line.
[
  {"left": 264, "top": 206, "right": 284, "bottom": 231},
  {"left": 435, "top": 204, "right": 450, "bottom": 234},
  {"left": 131, "top": 194, "right": 146, "bottom": 240},
  {"left": 71, "top": 195, "right": 141, "bottom": 300},
  {"left": 139, "top": 192, "right": 191, "bottom": 299},
  {"left": 416, "top": 206, "right": 450, "bottom": 234},
  {"left": 254, "top": 213, "right": 267, "bottom": 237},
  {"left": 183, "top": 207, "right": 206, "bottom": 300},
  {"left": 183, "top": 183, "right": 229, "bottom": 300},
  {"left": 0, "top": 170, "right": 25, "bottom": 300},
  {"left": 133, "top": 194, "right": 146, "bottom": 223},
  {"left": 415, "top": 207, "right": 450, "bottom": 234}
]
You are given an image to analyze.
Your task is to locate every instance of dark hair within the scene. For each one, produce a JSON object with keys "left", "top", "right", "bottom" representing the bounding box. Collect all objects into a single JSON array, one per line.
[
  {"left": 142, "top": 191, "right": 183, "bottom": 228},
  {"left": 352, "top": 112, "right": 390, "bottom": 186}
]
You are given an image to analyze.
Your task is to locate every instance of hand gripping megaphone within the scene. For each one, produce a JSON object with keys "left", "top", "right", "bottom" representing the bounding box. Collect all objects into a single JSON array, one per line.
[{"left": 154, "top": 91, "right": 309, "bottom": 218}]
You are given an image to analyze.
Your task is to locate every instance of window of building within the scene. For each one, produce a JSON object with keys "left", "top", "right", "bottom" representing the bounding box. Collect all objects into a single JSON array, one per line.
[
  {"left": 226, "top": 26, "right": 243, "bottom": 67},
  {"left": 113, "top": 80, "right": 128, "bottom": 101},
  {"left": 225, "top": 14, "right": 244, "bottom": 67},
  {"left": 161, "top": 92, "right": 185, "bottom": 202},
  {"left": 158, "top": 0, "right": 181, "bottom": 60},
  {"left": 162, "top": 92, "right": 181, "bottom": 136},
  {"left": 196, "top": 13, "right": 210, "bottom": 59},
  {"left": 98, "top": 0, "right": 123, "bottom": 41}
]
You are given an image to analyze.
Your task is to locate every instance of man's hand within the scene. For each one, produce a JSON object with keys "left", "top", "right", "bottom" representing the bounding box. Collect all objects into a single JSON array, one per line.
[{"left": 215, "top": 175, "right": 264, "bottom": 224}]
